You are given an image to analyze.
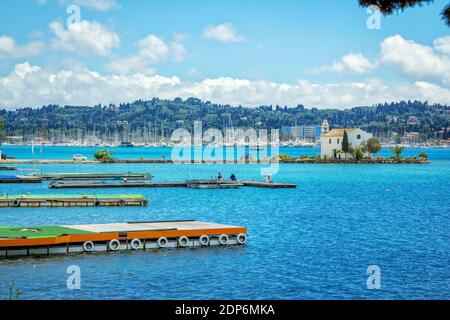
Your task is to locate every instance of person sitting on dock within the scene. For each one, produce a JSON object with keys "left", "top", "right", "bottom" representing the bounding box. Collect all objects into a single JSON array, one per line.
[
  {"left": 217, "top": 173, "right": 223, "bottom": 181},
  {"left": 229, "top": 173, "right": 237, "bottom": 181}
]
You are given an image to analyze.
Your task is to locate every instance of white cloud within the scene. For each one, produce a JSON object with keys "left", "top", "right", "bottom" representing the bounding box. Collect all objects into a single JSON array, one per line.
[
  {"left": 203, "top": 23, "right": 244, "bottom": 42},
  {"left": 434, "top": 36, "right": 450, "bottom": 55},
  {"left": 50, "top": 20, "right": 120, "bottom": 56},
  {"left": 0, "top": 36, "right": 45, "bottom": 59},
  {"left": 107, "top": 34, "right": 185, "bottom": 74},
  {"left": 380, "top": 34, "right": 450, "bottom": 84},
  {"left": 1, "top": 63, "right": 449, "bottom": 110},
  {"left": 74, "top": 0, "right": 119, "bottom": 11},
  {"left": 311, "top": 53, "right": 376, "bottom": 74}
]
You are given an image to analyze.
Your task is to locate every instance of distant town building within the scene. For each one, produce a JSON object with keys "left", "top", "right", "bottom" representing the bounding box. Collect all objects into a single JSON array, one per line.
[
  {"left": 281, "top": 124, "right": 322, "bottom": 141},
  {"left": 407, "top": 116, "right": 419, "bottom": 126},
  {"left": 290, "top": 126, "right": 302, "bottom": 139},
  {"left": 320, "top": 123, "right": 372, "bottom": 159},
  {"left": 403, "top": 132, "right": 420, "bottom": 144}
]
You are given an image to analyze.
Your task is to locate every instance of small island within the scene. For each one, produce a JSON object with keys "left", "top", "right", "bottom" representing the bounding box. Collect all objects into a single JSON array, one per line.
[{"left": 277, "top": 121, "right": 430, "bottom": 164}]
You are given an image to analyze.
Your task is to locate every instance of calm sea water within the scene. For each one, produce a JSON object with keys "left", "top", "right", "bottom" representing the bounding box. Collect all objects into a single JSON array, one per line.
[{"left": 0, "top": 146, "right": 449, "bottom": 300}]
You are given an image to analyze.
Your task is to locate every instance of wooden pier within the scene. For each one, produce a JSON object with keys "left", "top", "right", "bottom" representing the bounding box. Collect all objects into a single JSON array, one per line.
[
  {"left": 0, "top": 220, "right": 247, "bottom": 258},
  {"left": 49, "top": 179, "right": 297, "bottom": 189},
  {"left": 25, "top": 172, "right": 153, "bottom": 181},
  {"left": 0, "top": 194, "right": 148, "bottom": 208}
]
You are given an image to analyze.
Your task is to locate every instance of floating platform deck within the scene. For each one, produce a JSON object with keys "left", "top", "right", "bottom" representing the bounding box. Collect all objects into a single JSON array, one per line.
[
  {"left": 25, "top": 172, "right": 153, "bottom": 181},
  {"left": 49, "top": 179, "right": 297, "bottom": 189},
  {"left": 0, "top": 220, "right": 247, "bottom": 258},
  {"left": 0, "top": 166, "right": 17, "bottom": 171},
  {"left": 185, "top": 180, "right": 243, "bottom": 189},
  {"left": 50, "top": 181, "right": 188, "bottom": 189},
  {"left": 239, "top": 180, "right": 297, "bottom": 188},
  {"left": 0, "top": 175, "right": 43, "bottom": 184},
  {"left": 0, "top": 194, "right": 148, "bottom": 208}
]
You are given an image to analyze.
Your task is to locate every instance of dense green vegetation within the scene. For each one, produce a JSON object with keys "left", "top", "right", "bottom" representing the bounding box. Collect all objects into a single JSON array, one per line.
[
  {"left": 390, "top": 145, "right": 405, "bottom": 160},
  {"left": 0, "top": 99, "right": 448, "bottom": 141},
  {"left": 364, "top": 137, "right": 382, "bottom": 155},
  {"left": 94, "top": 150, "right": 114, "bottom": 161}
]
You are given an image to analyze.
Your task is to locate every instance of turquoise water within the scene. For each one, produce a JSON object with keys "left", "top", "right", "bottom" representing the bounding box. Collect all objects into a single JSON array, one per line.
[
  {"left": 0, "top": 147, "right": 449, "bottom": 299},
  {"left": 0, "top": 145, "right": 443, "bottom": 160}
]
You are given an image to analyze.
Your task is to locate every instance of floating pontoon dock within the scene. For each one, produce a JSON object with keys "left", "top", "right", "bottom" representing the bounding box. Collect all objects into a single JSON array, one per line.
[
  {"left": 0, "top": 220, "right": 247, "bottom": 258},
  {"left": 50, "top": 181, "right": 188, "bottom": 189},
  {"left": 0, "top": 175, "right": 43, "bottom": 183},
  {"left": 49, "top": 179, "right": 297, "bottom": 189},
  {"left": 0, "top": 166, "right": 17, "bottom": 171},
  {"left": 0, "top": 194, "right": 148, "bottom": 208},
  {"left": 25, "top": 172, "right": 153, "bottom": 181},
  {"left": 239, "top": 180, "right": 297, "bottom": 188},
  {"left": 185, "top": 180, "right": 244, "bottom": 189}
]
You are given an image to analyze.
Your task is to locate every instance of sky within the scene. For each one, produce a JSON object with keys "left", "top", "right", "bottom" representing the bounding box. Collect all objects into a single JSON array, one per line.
[{"left": 0, "top": 0, "right": 449, "bottom": 109}]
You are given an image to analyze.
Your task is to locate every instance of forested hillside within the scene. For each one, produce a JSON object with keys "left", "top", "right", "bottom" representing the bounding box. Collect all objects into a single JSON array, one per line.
[{"left": 0, "top": 98, "right": 448, "bottom": 140}]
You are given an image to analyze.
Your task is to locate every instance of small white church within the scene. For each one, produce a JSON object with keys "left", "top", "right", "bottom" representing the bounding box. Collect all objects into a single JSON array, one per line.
[{"left": 320, "top": 120, "right": 372, "bottom": 159}]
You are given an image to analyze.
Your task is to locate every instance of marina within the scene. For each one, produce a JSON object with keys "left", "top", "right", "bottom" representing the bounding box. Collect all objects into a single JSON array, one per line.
[
  {"left": 0, "top": 146, "right": 448, "bottom": 299},
  {"left": 48, "top": 179, "right": 297, "bottom": 189},
  {"left": 0, "top": 194, "right": 148, "bottom": 208},
  {"left": 0, "top": 220, "right": 247, "bottom": 258},
  {"left": 0, "top": 0, "right": 449, "bottom": 302}
]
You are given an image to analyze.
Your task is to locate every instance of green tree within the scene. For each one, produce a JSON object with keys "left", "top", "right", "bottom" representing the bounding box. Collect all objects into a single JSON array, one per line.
[
  {"left": 359, "top": 0, "right": 449, "bottom": 26},
  {"left": 419, "top": 151, "right": 429, "bottom": 159},
  {"left": 279, "top": 154, "right": 293, "bottom": 162},
  {"left": 94, "top": 150, "right": 114, "bottom": 161},
  {"left": 390, "top": 145, "right": 405, "bottom": 161},
  {"left": 342, "top": 130, "right": 350, "bottom": 158},
  {"left": 352, "top": 147, "right": 364, "bottom": 161},
  {"left": 365, "top": 137, "right": 382, "bottom": 157}
]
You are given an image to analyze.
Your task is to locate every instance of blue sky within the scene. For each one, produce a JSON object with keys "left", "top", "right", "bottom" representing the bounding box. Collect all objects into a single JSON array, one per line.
[{"left": 0, "top": 0, "right": 449, "bottom": 109}]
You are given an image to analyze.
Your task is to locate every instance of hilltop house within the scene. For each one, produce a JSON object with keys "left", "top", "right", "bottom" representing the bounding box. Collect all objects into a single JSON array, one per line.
[{"left": 320, "top": 120, "right": 372, "bottom": 159}]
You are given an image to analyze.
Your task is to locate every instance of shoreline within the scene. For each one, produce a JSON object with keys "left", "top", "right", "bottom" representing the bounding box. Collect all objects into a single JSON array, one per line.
[{"left": 0, "top": 158, "right": 430, "bottom": 165}]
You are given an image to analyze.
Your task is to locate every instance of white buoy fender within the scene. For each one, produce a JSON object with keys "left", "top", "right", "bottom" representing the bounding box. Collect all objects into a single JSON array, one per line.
[
  {"left": 108, "top": 239, "right": 120, "bottom": 251},
  {"left": 83, "top": 241, "right": 94, "bottom": 252},
  {"left": 237, "top": 233, "right": 247, "bottom": 245},
  {"left": 130, "top": 238, "right": 142, "bottom": 250},
  {"left": 199, "top": 235, "right": 210, "bottom": 246},
  {"left": 218, "top": 234, "right": 228, "bottom": 245},
  {"left": 157, "top": 237, "right": 168, "bottom": 248},
  {"left": 178, "top": 236, "right": 189, "bottom": 247}
]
